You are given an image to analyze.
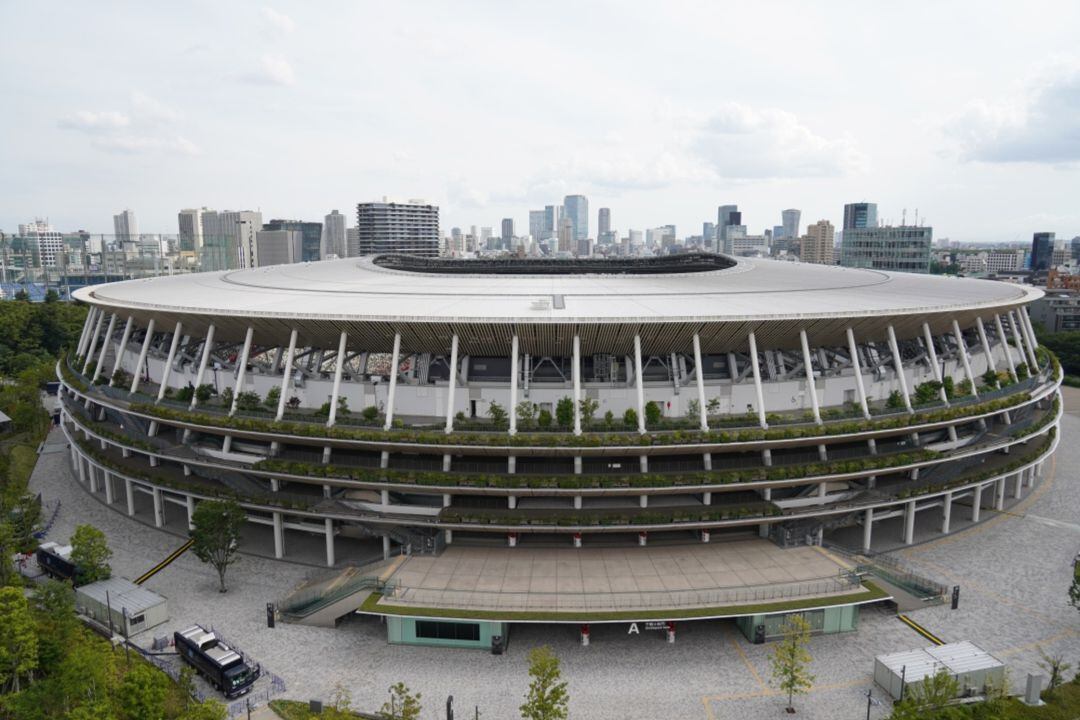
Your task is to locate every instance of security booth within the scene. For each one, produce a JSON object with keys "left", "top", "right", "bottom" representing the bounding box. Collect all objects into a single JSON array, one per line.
[
  {"left": 874, "top": 641, "right": 1005, "bottom": 700},
  {"left": 735, "top": 604, "right": 860, "bottom": 643},
  {"left": 75, "top": 577, "right": 169, "bottom": 636}
]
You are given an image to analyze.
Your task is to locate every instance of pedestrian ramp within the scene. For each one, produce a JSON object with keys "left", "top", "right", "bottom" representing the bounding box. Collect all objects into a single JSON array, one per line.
[{"left": 276, "top": 556, "right": 405, "bottom": 627}]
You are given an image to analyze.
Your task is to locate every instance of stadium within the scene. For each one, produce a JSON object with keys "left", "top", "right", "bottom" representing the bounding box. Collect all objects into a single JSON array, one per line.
[{"left": 57, "top": 254, "right": 1061, "bottom": 647}]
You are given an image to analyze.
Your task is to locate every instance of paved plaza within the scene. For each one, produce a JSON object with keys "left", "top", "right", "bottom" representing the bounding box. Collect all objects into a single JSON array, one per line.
[{"left": 28, "top": 402, "right": 1080, "bottom": 719}]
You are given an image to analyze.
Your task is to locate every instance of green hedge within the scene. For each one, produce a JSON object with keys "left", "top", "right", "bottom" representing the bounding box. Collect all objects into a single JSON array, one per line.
[{"left": 438, "top": 502, "right": 782, "bottom": 526}]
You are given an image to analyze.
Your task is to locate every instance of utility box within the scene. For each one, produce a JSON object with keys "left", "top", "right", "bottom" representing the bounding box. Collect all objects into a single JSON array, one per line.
[
  {"left": 874, "top": 641, "right": 1005, "bottom": 701},
  {"left": 76, "top": 577, "right": 169, "bottom": 636}
]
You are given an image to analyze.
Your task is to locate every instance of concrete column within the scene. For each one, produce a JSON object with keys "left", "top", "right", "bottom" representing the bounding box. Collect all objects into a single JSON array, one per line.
[
  {"left": 380, "top": 489, "right": 390, "bottom": 505},
  {"left": 228, "top": 326, "right": 255, "bottom": 416},
  {"left": 76, "top": 306, "right": 97, "bottom": 358},
  {"left": 383, "top": 534, "right": 391, "bottom": 560},
  {"left": 971, "top": 484, "right": 983, "bottom": 522},
  {"left": 324, "top": 518, "right": 335, "bottom": 567},
  {"left": 941, "top": 492, "right": 952, "bottom": 534},
  {"left": 1018, "top": 308, "right": 1040, "bottom": 370},
  {"left": 109, "top": 316, "right": 134, "bottom": 386},
  {"left": 186, "top": 496, "right": 196, "bottom": 530},
  {"left": 846, "top": 327, "right": 871, "bottom": 419},
  {"left": 444, "top": 529, "right": 453, "bottom": 544},
  {"left": 507, "top": 456, "right": 516, "bottom": 473},
  {"left": 383, "top": 332, "right": 402, "bottom": 430},
  {"left": 862, "top": 508, "right": 873, "bottom": 552},
  {"left": 572, "top": 334, "right": 582, "bottom": 436},
  {"left": 125, "top": 317, "right": 156, "bottom": 395},
  {"left": 275, "top": 328, "right": 299, "bottom": 420},
  {"left": 747, "top": 331, "right": 768, "bottom": 429},
  {"left": 326, "top": 331, "right": 348, "bottom": 427},
  {"left": 1013, "top": 472, "right": 1022, "bottom": 499},
  {"left": 633, "top": 334, "right": 646, "bottom": 433},
  {"left": 508, "top": 495, "right": 518, "bottom": 509},
  {"left": 886, "top": 325, "right": 913, "bottom": 412},
  {"left": 91, "top": 314, "right": 118, "bottom": 383},
  {"left": 799, "top": 329, "right": 822, "bottom": 424},
  {"left": 952, "top": 320, "right": 979, "bottom": 398},
  {"left": 445, "top": 334, "right": 459, "bottom": 433},
  {"left": 156, "top": 321, "right": 183, "bottom": 402},
  {"left": 921, "top": 323, "right": 950, "bottom": 404},
  {"left": 273, "top": 512, "right": 284, "bottom": 559},
  {"left": 187, "top": 323, "right": 215, "bottom": 408},
  {"left": 443, "top": 493, "right": 452, "bottom": 508},
  {"left": 639, "top": 495, "right": 648, "bottom": 508},
  {"left": 88, "top": 462, "right": 98, "bottom": 492},
  {"left": 152, "top": 488, "right": 164, "bottom": 527},
  {"left": 904, "top": 500, "right": 916, "bottom": 545},
  {"left": 509, "top": 334, "right": 519, "bottom": 435},
  {"left": 104, "top": 471, "right": 113, "bottom": 504},
  {"left": 975, "top": 317, "right": 998, "bottom": 384},
  {"left": 692, "top": 333, "right": 708, "bottom": 431},
  {"left": 702, "top": 491, "right": 712, "bottom": 505},
  {"left": 125, "top": 478, "right": 135, "bottom": 516},
  {"left": 994, "top": 314, "right": 1018, "bottom": 382},
  {"left": 702, "top": 453, "right": 712, "bottom": 471},
  {"left": 1008, "top": 310, "right": 1030, "bottom": 373},
  {"left": 995, "top": 478, "right": 1005, "bottom": 511},
  {"left": 82, "top": 310, "right": 106, "bottom": 373}
]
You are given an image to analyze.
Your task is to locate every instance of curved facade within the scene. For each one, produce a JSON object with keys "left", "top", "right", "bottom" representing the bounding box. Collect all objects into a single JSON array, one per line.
[{"left": 59, "top": 255, "right": 1060, "bottom": 568}]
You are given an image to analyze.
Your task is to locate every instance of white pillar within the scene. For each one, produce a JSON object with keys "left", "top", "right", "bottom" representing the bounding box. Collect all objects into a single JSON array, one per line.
[
  {"left": 975, "top": 317, "right": 998, "bottom": 384},
  {"left": 228, "top": 327, "right": 255, "bottom": 415},
  {"left": 846, "top": 327, "right": 871, "bottom": 419},
  {"left": 104, "top": 471, "right": 114, "bottom": 504},
  {"left": 995, "top": 478, "right": 1005, "bottom": 511},
  {"left": 1013, "top": 472, "right": 1022, "bottom": 499},
  {"left": 509, "top": 334, "right": 519, "bottom": 435},
  {"left": 91, "top": 314, "right": 118, "bottom": 383},
  {"left": 127, "top": 318, "right": 157, "bottom": 395},
  {"left": 188, "top": 323, "right": 215, "bottom": 408},
  {"left": 153, "top": 488, "right": 164, "bottom": 527},
  {"left": 157, "top": 321, "right": 183, "bottom": 402},
  {"left": 748, "top": 331, "right": 768, "bottom": 429},
  {"left": 445, "top": 334, "right": 459, "bottom": 433},
  {"left": 1019, "top": 308, "right": 1040, "bottom": 370},
  {"left": 384, "top": 332, "right": 402, "bottom": 430},
  {"left": 994, "top": 315, "right": 1018, "bottom": 382},
  {"left": 1009, "top": 311, "right": 1031, "bottom": 372},
  {"left": 862, "top": 508, "right": 873, "bottom": 552},
  {"left": 324, "top": 518, "right": 335, "bottom": 567},
  {"left": 886, "top": 325, "right": 913, "bottom": 413},
  {"left": 633, "top": 334, "right": 646, "bottom": 434},
  {"left": 82, "top": 310, "right": 106, "bottom": 373},
  {"left": 125, "top": 478, "right": 135, "bottom": 516},
  {"left": 76, "top": 307, "right": 97, "bottom": 357},
  {"left": 799, "top": 329, "right": 821, "bottom": 424},
  {"left": 572, "top": 334, "right": 582, "bottom": 436},
  {"left": 941, "top": 492, "right": 952, "bottom": 534},
  {"left": 921, "top": 323, "right": 950, "bottom": 405},
  {"left": 108, "top": 316, "right": 134, "bottom": 386},
  {"left": 971, "top": 485, "right": 982, "bottom": 522},
  {"left": 186, "top": 496, "right": 196, "bottom": 530},
  {"left": 325, "top": 331, "right": 348, "bottom": 427},
  {"left": 952, "top": 319, "right": 979, "bottom": 398},
  {"left": 273, "top": 512, "right": 284, "bottom": 558},
  {"left": 904, "top": 500, "right": 916, "bottom": 545},
  {"left": 275, "top": 328, "right": 299, "bottom": 421},
  {"left": 692, "top": 333, "right": 708, "bottom": 431}
]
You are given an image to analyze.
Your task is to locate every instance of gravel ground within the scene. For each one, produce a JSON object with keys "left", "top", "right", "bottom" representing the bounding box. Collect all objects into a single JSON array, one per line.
[{"left": 30, "top": 411, "right": 1080, "bottom": 720}]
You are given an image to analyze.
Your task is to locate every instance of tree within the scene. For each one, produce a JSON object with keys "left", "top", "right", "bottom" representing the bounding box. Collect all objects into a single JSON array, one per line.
[
  {"left": 516, "top": 401, "right": 537, "bottom": 429},
  {"left": 1038, "top": 646, "right": 1072, "bottom": 693},
  {"left": 0, "top": 522, "right": 17, "bottom": 587},
  {"left": 118, "top": 662, "right": 169, "bottom": 720},
  {"left": 70, "top": 524, "right": 112, "bottom": 583},
  {"left": 380, "top": 681, "right": 422, "bottom": 720},
  {"left": 0, "top": 586, "right": 37, "bottom": 693},
  {"left": 179, "top": 700, "right": 228, "bottom": 720},
  {"left": 488, "top": 401, "right": 508, "bottom": 428},
  {"left": 623, "top": 408, "right": 638, "bottom": 429},
  {"left": 190, "top": 499, "right": 245, "bottom": 592},
  {"left": 885, "top": 390, "right": 905, "bottom": 409},
  {"left": 195, "top": 384, "right": 214, "bottom": 402},
  {"left": 537, "top": 409, "right": 553, "bottom": 428},
  {"left": 578, "top": 397, "right": 599, "bottom": 427},
  {"left": 520, "top": 645, "right": 568, "bottom": 720},
  {"left": 219, "top": 387, "right": 233, "bottom": 408},
  {"left": 555, "top": 397, "right": 575, "bottom": 428},
  {"left": 706, "top": 397, "right": 721, "bottom": 416},
  {"left": 57, "top": 637, "right": 115, "bottom": 715},
  {"left": 685, "top": 399, "right": 700, "bottom": 419},
  {"left": 361, "top": 405, "right": 380, "bottom": 421},
  {"left": 1070, "top": 574, "right": 1080, "bottom": 612},
  {"left": 644, "top": 400, "right": 662, "bottom": 425},
  {"left": 888, "top": 667, "right": 959, "bottom": 719},
  {"left": 32, "top": 579, "right": 78, "bottom": 670},
  {"left": 235, "top": 391, "right": 261, "bottom": 411},
  {"left": 768, "top": 614, "right": 814, "bottom": 713},
  {"left": 264, "top": 386, "right": 281, "bottom": 408}
]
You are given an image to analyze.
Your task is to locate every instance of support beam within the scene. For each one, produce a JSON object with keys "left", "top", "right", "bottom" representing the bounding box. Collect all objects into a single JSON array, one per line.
[
  {"left": 748, "top": 331, "right": 768, "bottom": 429},
  {"left": 921, "top": 323, "right": 949, "bottom": 405},
  {"left": 324, "top": 518, "right": 335, "bottom": 567},
  {"left": 326, "top": 331, "right": 348, "bottom": 427},
  {"left": 975, "top": 317, "right": 998, "bottom": 384},
  {"left": 186, "top": 496, "right": 195, "bottom": 530},
  {"left": 994, "top": 314, "right": 1018, "bottom": 382},
  {"left": 383, "top": 332, "right": 402, "bottom": 430},
  {"left": 273, "top": 512, "right": 284, "bottom": 558},
  {"left": 1013, "top": 472, "right": 1023, "bottom": 499},
  {"left": 275, "top": 328, "right": 299, "bottom": 421},
  {"left": 1019, "top": 308, "right": 1040, "bottom": 370},
  {"left": 633, "top": 334, "right": 646, "bottom": 434},
  {"left": 509, "top": 334, "right": 519, "bottom": 435},
  {"left": 799, "top": 329, "right": 821, "bottom": 424},
  {"left": 125, "top": 478, "right": 135, "bottom": 516},
  {"left": 941, "top": 492, "right": 952, "bottom": 534},
  {"left": 886, "top": 325, "right": 913, "bottom": 413},
  {"left": 104, "top": 471, "right": 113, "bottom": 504},
  {"left": 846, "top": 327, "right": 871, "bottom": 419},
  {"left": 971, "top": 484, "right": 983, "bottom": 522},
  {"left": 91, "top": 314, "right": 117, "bottom": 383},
  {"left": 82, "top": 310, "right": 106, "bottom": 373},
  {"left": 445, "top": 333, "right": 459, "bottom": 433},
  {"left": 572, "top": 334, "right": 582, "bottom": 436},
  {"left": 995, "top": 478, "right": 1005, "bottom": 511},
  {"left": 692, "top": 332, "right": 708, "bottom": 431},
  {"left": 228, "top": 326, "right": 255, "bottom": 416},
  {"left": 904, "top": 500, "right": 916, "bottom": 545},
  {"left": 952, "top": 319, "right": 979, "bottom": 398},
  {"left": 130, "top": 318, "right": 157, "bottom": 395},
  {"left": 1009, "top": 310, "right": 1032, "bottom": 373},
  {"left": 156, "top": 321, "right": 183, "bottom": 402},
  {"left": 152, "top": 488, "right": 164, "bottom": 527},
  {"left": 76, "top": 307, "right": 97, "bottom": 358},
  {"left": 108, "top": 316, "right": 134, "bottom": 385},
  {"left": 187, "top": 322, "right": 214, "bottom": 408},
  {"left": 863, "top": 508, "right": 873, "bottom": 552}
]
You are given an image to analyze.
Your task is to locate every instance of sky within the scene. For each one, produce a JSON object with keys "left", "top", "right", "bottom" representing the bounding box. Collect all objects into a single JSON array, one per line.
[{"left": 2, "top": 0, "right": 1080, "bottom": 243}]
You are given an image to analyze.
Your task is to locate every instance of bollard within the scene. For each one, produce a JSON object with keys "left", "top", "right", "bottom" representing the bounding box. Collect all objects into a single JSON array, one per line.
[
  {"left": 573, "top": 532, "right": 582, "bottom": 548},
  {"left": 580, "top": 624, "right": 590, "bottom": 646}
]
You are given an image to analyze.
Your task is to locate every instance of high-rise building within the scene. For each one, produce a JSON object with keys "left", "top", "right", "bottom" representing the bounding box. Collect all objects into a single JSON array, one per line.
[
  {"left": 346, "top": 227, "right": 360, "bottom": 257},
  {"left": 501, "top": 218, "right": 515, "bottom": 242},
  {"left": 598, "top": 207, "right": 611, "bottom": 237},
  {"left": 843, "top": 202, "right": 878, "bottom": 230},
  {"left": 717, "top": 205, "right": 740, "bottom": 254},
  {"left": 1030, "top": 232, "right": 1055, "bottom": 273},
  {"left": 199, "top": 210, "right": 263, "bottom": 271},
  {"left": 986, "top": 249, "right": 1026, "bottom": 274},
  {"left": 800, "top": 220, "right": 835, "bottom": 265},
  {"left": 840, "top": 225, "right": 932, "bottom": 273},
  {"left": 264, "top": 220, "right": 322, "bottom": 265},
  {"left": 16, "top": 219, "right": 64, "bottom": 267},
  {"left": 322, "top": 210, "right": 347, "bottom": 259},
  {"left": 563, "top": 195, "right": 588, "bottom": 242},
  {"left": 781, "top": 209, "right": 801, "bottom": 240},
  {"left": 177, "top": 208, "right": 205, "bottom": 253},
  {"left": 703, "top": 222, "right": 716, "bottom": 249},
  {"left": 542, "top": 205, "right": 562, "bottom": 241},
  {"left": 355, "top": 198, "right": 439, "bottom": 257},
  {"left": 557, "top": 217, "right": 574, "bottom": 253},
  {"left": 113, "top": 209, "right": 138, "bottom": 249},
  {"left": 627, "top": 229, "right": 643, "bottom": 251},
  {"left": 255, "top": 229, "right": 304, "bottom": 267},
  {"left": 528, "top": 211, "right": 546, "bottom": 241}
]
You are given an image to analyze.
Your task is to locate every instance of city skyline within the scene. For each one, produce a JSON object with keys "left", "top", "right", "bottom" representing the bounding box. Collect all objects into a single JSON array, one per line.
[{"left": 2, "top": 3, "right": 1079, "bottom": 243}]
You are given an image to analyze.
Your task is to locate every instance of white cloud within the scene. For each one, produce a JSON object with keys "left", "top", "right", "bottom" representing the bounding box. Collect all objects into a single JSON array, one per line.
[
  {"left": 57, "top": 96, "right": 198, "bottom": 156},
  {"left": 92, "top": 135, "right": 202, "bottom": 156},
  {"left": 57, "top": 110, "right": 130, "bottom": 132},
  {"left": 130, "top": 91, "right": 179, "bottom": 125},
  {"left": 242, "top": 55, "right": 296, "bottom": 86},
  {"left": 261, "top": 7, "right": 295, "bottom": 33},
  {"left": 690, "top": 104, "right": 866, "bottom": 179},
  {"left": 944, "top": 67, "right": 1080, "bottom": 164}
]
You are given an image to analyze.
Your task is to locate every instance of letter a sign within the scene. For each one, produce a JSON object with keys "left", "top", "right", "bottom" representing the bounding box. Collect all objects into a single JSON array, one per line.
[{"left": 627, "top": 623, "right": 640, "bottom": 635}]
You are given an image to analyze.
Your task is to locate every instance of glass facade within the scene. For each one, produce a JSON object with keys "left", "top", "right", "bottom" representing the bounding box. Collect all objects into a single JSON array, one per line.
[{"left": 840, "top": 226, "right": 933, "bottom": 273}]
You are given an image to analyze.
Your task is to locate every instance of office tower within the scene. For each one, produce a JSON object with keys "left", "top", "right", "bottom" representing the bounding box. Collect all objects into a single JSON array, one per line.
[
  {"left": 1071, "top": 236, "right": 1080, "bottom": 262},
  {"left": 542, "top": 204, "right": 563, "bottom": 240},
  {"left": 840, "top": 224, "right": 933, "bottom": 273},
  {"left": 346, "top": 227, "right": 360, "bottom": 257},
  {"left": 264, "top": 219, "right": 323, "bottom": 265},
  {"left": 843, "top": 202, "right": 878, "bottom": 230},
  {"left": 199, "top": 210, "right": 263, "bottom": 271},
  {"left": 598, "top": 207, "right": 611, "bottom": 237},
  {"left": 480, "top": 227, "right": 493, "bottom": 250},
  {"left": 703, "top": 222, "right": 716, "bottom": 249},
  {"left": 322, "top": 210, "right": 347, "bottom": 258},
  {"left": 645, "top": 228, "right": 665, "bottom": 248},
  {"left": 563, "top": 195, "right": 588, "bottom": 242},
  {"left": 781, "top": 209, "right": 801, "bottom": 239},
  {"left": 255, "top": 228, "right": 304, "bottom": 266},
  {"left": 177, "top": 208, "right": 205, "bottom": 253},
  {"left": 627, "top": 229, "right": 643, "bottom": 251},
  {"left": 16, "top": 219, "right": 64, "bottom": 267},
  {"left": 355, "top": 198, "right": 440, "bottom": 257},
  {"left": 501, "top": 218, "right": 515, "bottom": 242},
  {"left": 557, "top": 217, "right": 574, "bottom": 253},
  {"left": 528, "top": 211, "right": 546, "bottom": 241},
  {"left": 800, "top": 220, "right": 835, "bottom": 265},
  {"left": 113, "top": 209, "right": 138, "bottom": 252},
  {"left": 717, "top": 205, "right": 740, "bottom": 253},
  {"left": 1030, "top": 232, "right": 1055, "bottom": 273}
]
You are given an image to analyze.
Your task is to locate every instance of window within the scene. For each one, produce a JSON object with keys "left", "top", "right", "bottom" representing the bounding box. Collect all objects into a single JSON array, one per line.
[{"left": 415, "top": 620, "right": 481, "bottom": 641}]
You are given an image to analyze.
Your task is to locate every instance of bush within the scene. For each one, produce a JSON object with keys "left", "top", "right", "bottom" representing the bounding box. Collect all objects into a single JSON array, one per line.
[
  {"left": 623, "top": 407, "right": 638, "bottom": 429},
  {"left": 644, "top": 401, "right": 662, "bottom": 425},
  {"left": 264, "top": 386, "right": 280, "bottom": 408},
  {"left": 219, "top": 387, "right": 233, "bottom": 408},
  {"left": 604, "top": 410, "right": 615, "bottom": 428},
  {"left": 488, "top": 401, "right": 508, "bottom": 428},
  {"left": 195, "top": 384, "right": 214, "bottom": 402},
  {"left": 538, "top": 409, "right": 553, "bottom": 428},
  {"left": 361, "top": 405, "right": 379, "bottom": 421},
  {"left": 175, "top": 385, "right": 194, "bottom": 402},
  {"left": 886, "top": 390, "right": 905, "bottom": 409},
  {"left": 516, "top": 401, "right": 537, "bottom": 429},
  {"left": 555, "top": 397, "right": 575, "bottom": 428},
  {"left": 235, "top": 391, "right": 261, "bottom": 411}
]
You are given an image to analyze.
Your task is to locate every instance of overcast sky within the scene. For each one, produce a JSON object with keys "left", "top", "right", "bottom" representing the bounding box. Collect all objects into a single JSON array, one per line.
[{"left": 2, "top": 1, "right": 1079, "bottom": 243}]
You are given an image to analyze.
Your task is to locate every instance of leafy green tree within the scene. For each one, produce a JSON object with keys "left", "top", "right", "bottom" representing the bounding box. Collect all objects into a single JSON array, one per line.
[
  {"left": 981, "top": 368, "right": 1000, "bottom": 388},
  {"left": 71, "top": 523, "right": 112, "bottom": 583},
  {"left": 194, "top": 384, "right": 214, "bottom": 402},
  {"left": 603, "top": 410, "right": 614, "bottom": 427},
  {"left": 179, "top": 700, "right": 228, "bottom": 720},
  {"left": 57, "top": 636, "right": 115, "bottom": 715},
  {"left": 235, "top": 391, "right": 261, "bottom": 411},
  {"left": 886, "top": 390, "right": 905, "bottom": 409},
  {"left": 706, "top": 397, "right": 721, "bottom": 415},
  {"left": 1037, "top": 646, "right": 1072, "bottom": 693},
  {"left": 118, "top": 662, "right": 169, "bottom": 720},
  {"left": 32, "top": 579, "right": 78, "bottom": 670},
  {"left": 685, "top": 399, "right": 700, "bottom": 418},
  {"left": 264, "top": 385, "right": 281, "bottom": 408},
  {"left": 380, "top": 681, "right": 422, "bottom": 720},
  {"left": 516, "top": 401, "right": 537, "bottom": 429},
  {"left": 555, "top": 397, "right": 574, "bottom": 428},
  {"left": 623, "top": 407, "right": 638, "bottom": 429},
  {"left": 888, "top": 667, "right": 959, "bottom": 719},
  {"left": 0, "top": 523, "right": 17, "bottom": 587},
  {"left": 361, "top": 405, "right": 380, "bottom": 421},
  {"left": 1070, "top": 575, "right": 1080, "bottom": 612},
  {"left": 769, "top": 614, "right": 814, "bottom": 713},
  {"left": 219, "top": 387, "right": 233, "bottom": 409},
  {"left": 488, "top": 401, "right": 508, "bottom": 428},
  {"left": 644, "top": 400, "right": 662, "bottom": 425},
  {"left": 537, "top": 409, "right": 553, "bottom": 429},
  {"left": 578, "top": 397, "right": 599, "bottom": 427},
  {"left": 520, "top": 645, "right": 568, "bottom": 720},
  {"left": 0, "top": 586, "right": 38, "bottom": 692},
  {"left": 190, "top": 499, "right": 246, "bottom": 592}
]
